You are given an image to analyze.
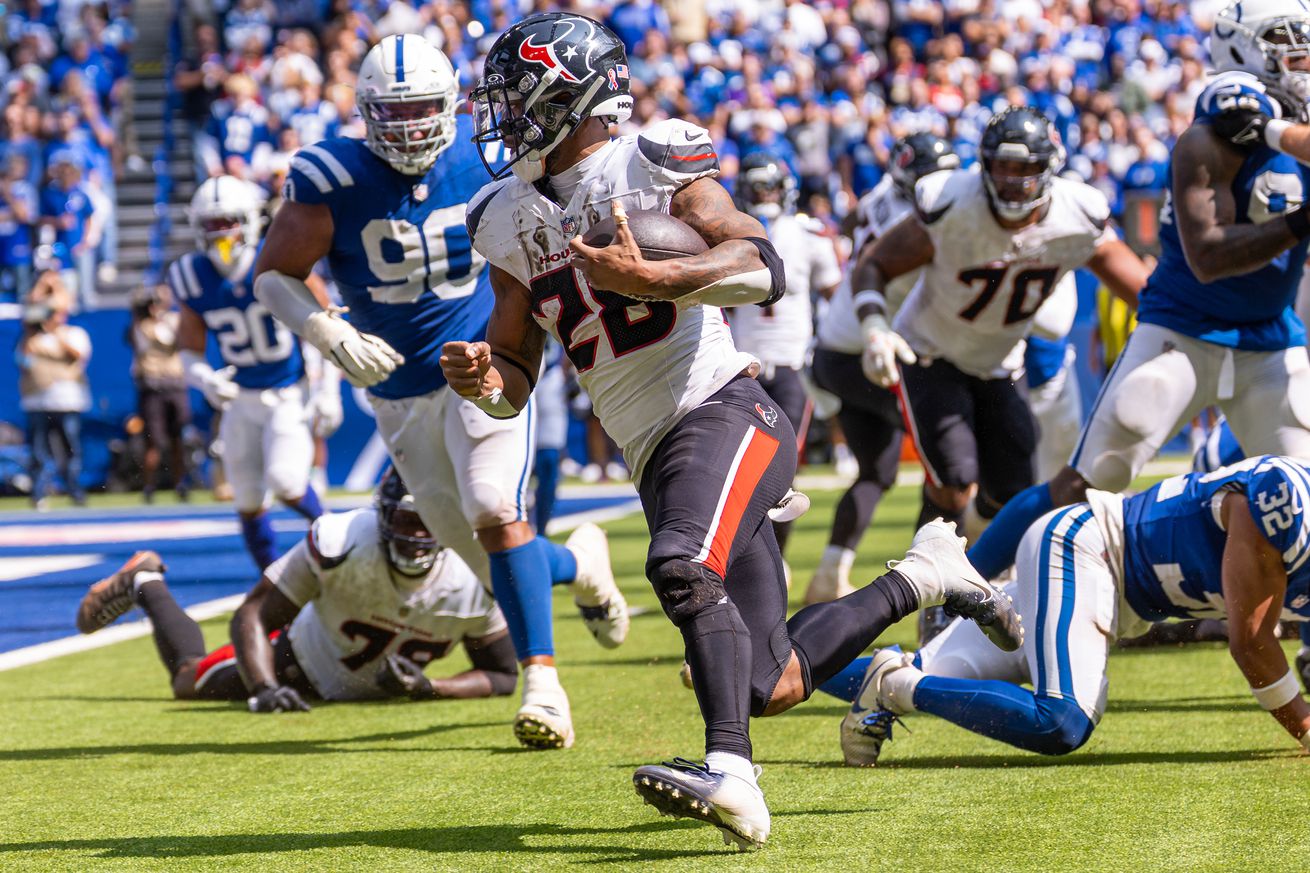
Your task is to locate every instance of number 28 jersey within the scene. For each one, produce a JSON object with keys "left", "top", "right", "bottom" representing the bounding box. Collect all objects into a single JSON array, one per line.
[
  {"left": 467, "top": 119, "right": 756, "bottom": 481},
  {"left": 284, "top": 116, "right": 492, "bottom": 400},
  {"left": 893, "top": 168, "right": 1114, "bottom": 378},
  {"left": 1121, "top": 456, "right": 1310, "bottom": 624}
]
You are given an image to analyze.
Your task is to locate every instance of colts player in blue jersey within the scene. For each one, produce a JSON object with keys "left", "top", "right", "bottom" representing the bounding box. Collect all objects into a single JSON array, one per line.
[
  {"left": 252, "top": 34, "right": 628, "bottom": 751},
  {"left": 967, "top": 0, "right": 1310, "bottom": 583},
  {"left": 171, "top": 176, "right": 340, "bottom": 570},
  {"left": 838, "top": 456, "right": 1310, "bottom": 763}
]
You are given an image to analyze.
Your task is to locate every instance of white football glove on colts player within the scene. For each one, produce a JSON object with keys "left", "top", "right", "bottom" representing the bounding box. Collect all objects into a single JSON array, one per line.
[
  {"left": 181, "top": 350, "right": 240, "bottom": 411},
  {"left": 308, "top": 388, "right": 344, "bottom": 438},
  {"left": 303, "top": 309, "right": 405, "bottom": 389},
  {"left": 860, "top": 313, "right": 916, "bottom": 388}
]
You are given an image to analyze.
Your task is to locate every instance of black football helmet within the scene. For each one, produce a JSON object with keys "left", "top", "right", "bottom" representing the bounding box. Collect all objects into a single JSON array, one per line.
[
  {"left": 734, "top": 152, "right": 797, "bottom": 220},
  {"left": 375, "top": 467, "right": 440, "bottom": 577},
  {"left": 979, "top": 106, "right": 1062, "bottom": 220},
  {"left": 471, "top": 12, "right": 633, "bottom": 183},
  {"left": 888, "top": 133, "right": 960, "bottom": 199}
]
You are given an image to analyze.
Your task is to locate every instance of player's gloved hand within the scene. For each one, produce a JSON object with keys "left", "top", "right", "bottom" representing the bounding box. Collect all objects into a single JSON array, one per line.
[
  {"left": 303, "top": 309, "right": 404, "bottom": 389},
  {"left": 309, "top": 389, "right": 344, "bottom": 438},
  {"left": 376, "top": 654, "right": 433, "bottom": 699},
  {"left": 1211, "top": 92, "right": 1273, "bottom": 149},
  {"left": 200, "top": 366, "right": 240, "bottom": 410},
  {"left": 247, "top": 684, "right": 312, "bottom": 713},
  {"left": 860, "top": 314, "right": 916, "bottom": 388}
]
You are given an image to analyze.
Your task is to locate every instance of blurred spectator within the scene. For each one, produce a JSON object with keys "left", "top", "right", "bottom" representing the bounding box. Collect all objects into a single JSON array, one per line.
[
  {"left": 173, "top": 22, "right": 229, "bottom": 163},
  {"left": 197, "top": 74, "right": 274, "bottom": 183},
  {"left": 129, "top": 285, "right": 192, "bottom": 502},
  {"left": 0, "top": 153, "right": 37, "bottom": 302},
  {"left": 16, "top": 278, "right": 90, "bottom": 508},
  {"left": 38, "top": 152, "right": 105, "bottom": 311}
]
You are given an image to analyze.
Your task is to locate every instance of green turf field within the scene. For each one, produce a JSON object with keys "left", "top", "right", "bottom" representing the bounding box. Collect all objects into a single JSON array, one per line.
[{"left": 1, "top": 483, "right": 1306, "bottom": 871}]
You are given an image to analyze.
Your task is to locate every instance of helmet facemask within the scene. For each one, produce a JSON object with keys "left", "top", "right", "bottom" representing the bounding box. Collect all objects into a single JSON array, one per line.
[
  {"left": 736, "top": 161, "right": 795, "bottom": 220},
  {"left": 471, "top": 68, "right": 607, "bottom": 183},
  {"left": 982, "top": 150, "right": 1054, "bottom": 222},
  {"left": 377, "top": 495, "right": 440, "bottom": 579},
  {"left": 1259, "top": 17, "right": 1310, "bottom": 112},
  {"left": 360, "top": 91, "right": 457, "bottom": 176},
  {"left": 190, "top": 201, "right": 261, "bottom": 278}
]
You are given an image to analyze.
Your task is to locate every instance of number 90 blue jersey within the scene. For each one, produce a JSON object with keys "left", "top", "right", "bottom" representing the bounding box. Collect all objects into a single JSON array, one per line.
[
  {"left": 283, "top": 115, "right": 493, "bottom": 399},
  {"left": 169, "top": 247, "right": 305, "bottom": 389},
  {"left": 1122, "top": 456, "right": 1310, "bottom": 623}
]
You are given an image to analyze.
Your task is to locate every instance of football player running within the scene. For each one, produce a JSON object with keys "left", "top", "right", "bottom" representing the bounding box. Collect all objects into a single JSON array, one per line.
[
  {"left": 806, "top": 133, "right": 958, "bottom": 604},
  {"left": 171, "top": 176, "right": 339, "bottom": 570},
  {"left": 967, "top": 1, "right": 1310, "bottom": 583},
  {"left": 727, "top": 152, "right": 841, "bottom": 557},
  {"left": 840, "top": 457, "right": 1310, "bottom": 764},
  {"left": 253, "top": 34, "right": 628, "bottom": 751},
  {"left": 447, "top": 12, "right": 1021, "bottom": 849},
  {"left": 74, "top": 469, "right": 517, "bottom": 709}
]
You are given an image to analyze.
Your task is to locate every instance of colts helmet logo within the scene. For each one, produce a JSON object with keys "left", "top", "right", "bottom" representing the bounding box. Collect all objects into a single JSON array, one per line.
[
  {"left": 518, "top": 34, "right": 582, "bottom": 83},
  {"left": 755, "top": 403, "right": 779, "bottom": 428}
]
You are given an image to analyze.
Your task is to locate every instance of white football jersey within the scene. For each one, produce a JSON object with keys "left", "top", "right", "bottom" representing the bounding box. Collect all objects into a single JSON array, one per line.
[
  {"left": 468, "top": 119, "right": 756, "bottom": 481},
  {"left": 267, "top": 509, "right": 506, "bottom": 701},
  {"left": 729, "top": 213, "right": 840, "bottom": 368},
  {"left": 893, "top": 168, "right": 1114, "bottom": 378},
  {"left": 817, "top": 174, "right": 931, "bottom": 354}
]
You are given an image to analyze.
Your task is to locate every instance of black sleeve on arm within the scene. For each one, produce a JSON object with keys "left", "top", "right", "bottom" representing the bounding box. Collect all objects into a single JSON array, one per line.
[
  {"left": 746, "top": 236, "right": 786, "bottom": 307},
  {"left": 468, "top": 633, "right": 519, "bottom": 696}
]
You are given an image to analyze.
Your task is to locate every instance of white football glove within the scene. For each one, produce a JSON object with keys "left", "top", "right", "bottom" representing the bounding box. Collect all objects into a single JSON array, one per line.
[
  {"left": 303, "top": 309, "right": 404, "bottom": 388},
  {"left": 308, "top": 389, "right": 343, "bottom": 438},
  {"left": 860, "top": 314, "right": 916, "bottom": 388},
  {"left": 200, "top": 366, "right": 240, "bottom": 410}
]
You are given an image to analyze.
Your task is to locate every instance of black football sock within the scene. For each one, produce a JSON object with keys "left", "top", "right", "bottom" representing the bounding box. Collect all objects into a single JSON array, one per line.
[
  {"left": 681, "top": 599, "right": 754, "bottom": 760},
  {"left": 135, "top": 579, "right": 207, "bottom": 679},
  {"left": 787, "top": 570, "right": 919, "bottom": 694},
  {"left": 830, "top": 480, "right": 885, "bottom": 551}
]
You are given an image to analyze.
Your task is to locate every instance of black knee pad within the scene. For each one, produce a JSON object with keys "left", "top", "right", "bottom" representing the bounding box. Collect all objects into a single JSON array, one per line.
[{"left": 648, "top": 559, "right": 728, "bottom": 627}]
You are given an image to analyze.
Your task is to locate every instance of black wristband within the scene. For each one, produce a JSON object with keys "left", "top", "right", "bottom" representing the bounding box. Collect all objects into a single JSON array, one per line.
[
  {"left": 745, "top": 236, "right": 786, "bottom": 306},
  {"left": 1287, "top": 207, "right": 1310, "bottom": 241},
  {"left": 494, "top": 353, "right": 538, "bottom": 390}
]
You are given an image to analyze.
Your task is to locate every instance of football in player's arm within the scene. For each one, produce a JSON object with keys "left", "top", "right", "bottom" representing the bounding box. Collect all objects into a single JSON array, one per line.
[{"left": 441, "top": 188, "right": 782, "bottom": 419}]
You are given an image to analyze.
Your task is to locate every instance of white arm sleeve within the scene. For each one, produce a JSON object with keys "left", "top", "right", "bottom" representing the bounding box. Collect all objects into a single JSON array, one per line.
[
  {"left": 253, "top": 270, "right": 324, "bottom": 338},
  {"left": 179, "top": 349, "right": 217, "bottom": 390}
]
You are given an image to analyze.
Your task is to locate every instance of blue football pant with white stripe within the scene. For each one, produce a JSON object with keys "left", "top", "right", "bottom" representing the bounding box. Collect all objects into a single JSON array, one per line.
[{"left": 915, "top": 504, "right": 1109, "bottom": 754}]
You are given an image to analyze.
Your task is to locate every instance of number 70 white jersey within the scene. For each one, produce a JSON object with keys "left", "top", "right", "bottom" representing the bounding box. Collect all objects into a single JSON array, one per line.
[
  {"left": 893, "top": 168, "right": 1114, "bottom": 378},
  {"left": 467, "top": 119, "right": 756, "bottom": 481}
]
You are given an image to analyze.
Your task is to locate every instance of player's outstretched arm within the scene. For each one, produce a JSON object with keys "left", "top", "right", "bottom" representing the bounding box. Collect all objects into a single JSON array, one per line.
[
  {"left": 176, "top": 303, "right": 239, "bottom": 410},
  {"left": 253, "top": 201, "right": 403, "bottom": 388},
  {"left": 1220, "top": 492, "right": 1310, "bottom": 751},
  {"left": 440, "top": 265, "right": 543, "bottom": 419},
  {"left": 1085, "top": 238, "right": 1149, "bottom": 309},
  {"left": 231, "top": 576, "right": 311, "bottom": 713},
  {"left": 847, "top": 215, "right": 932, "bottom": 388},
  {"left": 1173, "top": 126, "right": 1310, "bottom": 283},
  {"left": 569, "top": 184, "right": 782, "bottom": 306},
  {"left": 1211, "top": 92, "right": 1310, "bottom": 166}
]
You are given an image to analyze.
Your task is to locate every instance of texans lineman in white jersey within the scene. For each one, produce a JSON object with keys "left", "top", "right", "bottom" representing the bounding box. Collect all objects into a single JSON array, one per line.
[
  {"left": 170, "top": 176, "right": 340, "bottom": 570},
  {"left": 444, "top": 12, "right": 1021, "bottom": 849},
  {"left": 251, "top": 34, "right": 628, "bottom": 751},
  {"left": 858, "top": 108, "right": 1148, "bottom": 638},
  {"left": 74, "top": 469, "right": 518, "bottom": 710},
  {"left": 806, "top": 134, "right": 959, "bottom": 605},
  {"left": 727, "top": 152, "right": 841, "bottom": 557},
  {"left": 836, "top": 457, "right": 1310, "bottom": 765},
  {"left": 967, "top": 2, "right": 1310, "bottom": 585}
]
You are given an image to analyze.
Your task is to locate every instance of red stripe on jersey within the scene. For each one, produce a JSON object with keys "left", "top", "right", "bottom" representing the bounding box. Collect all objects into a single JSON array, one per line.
[
  {"left": 699, "top": 427, "right": 780, "bottom": 578},
  {"left": 667, "top": 151, "right": 717, "bottom": 162}
]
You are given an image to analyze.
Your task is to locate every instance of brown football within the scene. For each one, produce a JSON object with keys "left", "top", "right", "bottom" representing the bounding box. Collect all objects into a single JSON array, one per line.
[{"left": 582, "top": 209, "right": 708, "bottom": 260}]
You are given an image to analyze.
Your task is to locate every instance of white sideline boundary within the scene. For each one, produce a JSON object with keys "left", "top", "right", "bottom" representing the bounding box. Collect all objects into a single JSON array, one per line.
[{"left": 0, "top": 500, "right": 643, "bottom": 674}]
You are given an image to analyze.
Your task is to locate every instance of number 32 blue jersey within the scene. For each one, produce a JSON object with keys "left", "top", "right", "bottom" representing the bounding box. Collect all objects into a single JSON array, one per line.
[
  {"left": 1121, "top": 456, "right": 1310, "bottom": 623},
  {"left": 169, "top": 250, "right": 305, "bottom": 389},
  {"left": 284, "top": 115, "right": 492, "bottom": 399}
]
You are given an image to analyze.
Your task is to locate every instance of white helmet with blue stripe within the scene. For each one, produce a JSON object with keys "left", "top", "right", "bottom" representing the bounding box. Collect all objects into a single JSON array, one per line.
[
  {"left": 188, "top": 175, "right": 265, "bottom": 278},
  {"left": 357, "top": 34, "right": 459, "bottom": 175},
  {"left": 1211, "top": 0, "right": 1310, "bottom": 114}
]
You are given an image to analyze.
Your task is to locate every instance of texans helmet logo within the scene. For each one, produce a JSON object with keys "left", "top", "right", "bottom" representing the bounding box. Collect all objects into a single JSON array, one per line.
[
  {"left": 518, "top": 35, "right": 582, "bottom": 83},
  {"left": 755, "top": 403, "right": 779, "bottom": 428}
]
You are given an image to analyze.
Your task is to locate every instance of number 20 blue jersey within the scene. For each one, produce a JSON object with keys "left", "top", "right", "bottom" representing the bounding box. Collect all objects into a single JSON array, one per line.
[
  {"left": 284, "top": 115, "right": 493, "bottom": 399},
  {"left": 169, "top": 250, "right": 305, "bottom": 389},
  {"left": 1121, "top": 455, "right": 1310, "bottom": 623},
  {"left": 1139, "top": 72, "right": 1310, "bottom": 351}
]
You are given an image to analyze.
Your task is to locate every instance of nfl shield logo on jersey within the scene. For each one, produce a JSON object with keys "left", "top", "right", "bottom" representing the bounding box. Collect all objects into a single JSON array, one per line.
[
  {"left": 755, "top": 403, "right": 778, "bottom": 428},
  {"left": 562, "top": 215, "right": 579, "bottom": 236}
]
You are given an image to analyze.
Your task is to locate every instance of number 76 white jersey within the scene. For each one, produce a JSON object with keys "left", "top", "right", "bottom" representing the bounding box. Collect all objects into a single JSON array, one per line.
[
  {"left": 467, "top": 119, "right": 756, "bottom": 481},
  {"left": 893, "top": 168, "right": 1114, "bottom": 379}
]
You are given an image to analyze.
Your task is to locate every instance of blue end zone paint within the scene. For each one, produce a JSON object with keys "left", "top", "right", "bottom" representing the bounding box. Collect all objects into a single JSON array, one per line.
[{"left": 0, "top": 494, "right": 636, "bottom": 654}]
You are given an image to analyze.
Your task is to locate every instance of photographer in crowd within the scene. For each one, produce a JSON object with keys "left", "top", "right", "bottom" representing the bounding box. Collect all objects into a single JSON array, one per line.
[{"left": 128, "top": 284, "right": 191, "bottom": 503}]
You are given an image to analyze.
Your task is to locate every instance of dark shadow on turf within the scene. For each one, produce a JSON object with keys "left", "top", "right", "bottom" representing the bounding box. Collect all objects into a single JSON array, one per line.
[
  {"left": 1106, "top": 694, "right": 1254, "bottom": 714},
  {"left": 757, "top": 747, "right": 1293, "bottom": 769},
  {"left": 0, "top": 823, "right": 726, "bottom": 862},
  {"left": 0, "top": 722, "right": 506, "bottom": 761}
]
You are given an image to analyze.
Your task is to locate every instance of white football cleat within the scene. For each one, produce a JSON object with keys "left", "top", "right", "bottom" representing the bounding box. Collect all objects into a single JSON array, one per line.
[
  {"left": 841, "top": 706, "right": 906, "bottom": 767},
  {"left": 889, "top": 519, "right": 1024, "bottom": 651},
  {"left": 633, "top": 758, "right": 770, "bottom": 850},
  {"left": 514, "top": 664, "right": 574, "bottom": 750},
  {"left": 565, "top": 522, "right": 629, "bottom": 649}
]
